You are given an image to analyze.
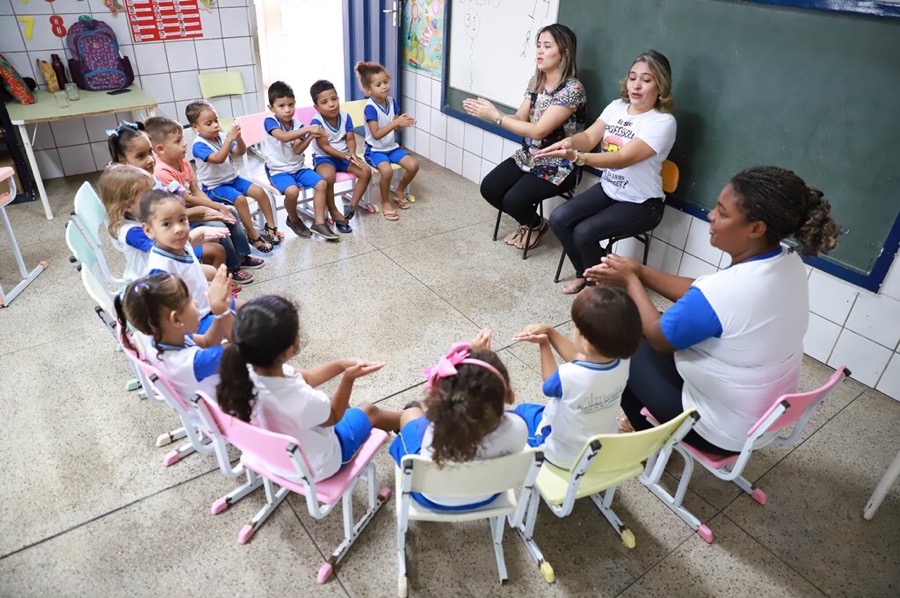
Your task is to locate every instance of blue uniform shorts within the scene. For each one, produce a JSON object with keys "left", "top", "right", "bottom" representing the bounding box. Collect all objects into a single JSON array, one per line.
[{"left": 203, "top": 176, "right": 254, "bottom": 205}]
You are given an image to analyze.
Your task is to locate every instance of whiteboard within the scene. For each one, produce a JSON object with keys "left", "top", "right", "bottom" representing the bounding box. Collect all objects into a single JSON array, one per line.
[{"left": 447, "top": 0, "right": 561, "bottom": 109}]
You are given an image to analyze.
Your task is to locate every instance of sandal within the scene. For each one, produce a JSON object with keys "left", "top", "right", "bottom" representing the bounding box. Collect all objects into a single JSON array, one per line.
[
  {"left": 394, "top": 192, "right": 410, "bottom": 210},
  {"left": 560, "top": 278, "right": 586, "bottom": 295},
  {"left": 263, "top": 224, "right": 284, "bottom": 246},
  {"left": 517, "top": 220, "right": 549, "bottom": 250},
  {"left": 504, "top": 225, "right": 526, "bottom": 246},
  {"left": 383, "top": 210, "right": 400, "bottom": 221},
  {"left": 250, "top": 235, "right": 273, "bottom": 253}
]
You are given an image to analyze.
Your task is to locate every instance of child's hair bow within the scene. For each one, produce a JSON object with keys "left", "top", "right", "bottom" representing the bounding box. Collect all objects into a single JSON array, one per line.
[{"left": 423, "top": 342, "right": 508, "bottom": 393}]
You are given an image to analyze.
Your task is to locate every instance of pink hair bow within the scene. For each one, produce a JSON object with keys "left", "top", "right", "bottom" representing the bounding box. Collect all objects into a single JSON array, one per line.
[{"left": 423, "top": 342, "right": 508, "bottom": 393}]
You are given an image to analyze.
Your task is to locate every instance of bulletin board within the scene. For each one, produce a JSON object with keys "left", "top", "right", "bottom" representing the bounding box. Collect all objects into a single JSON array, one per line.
[{"left": 125, "top": 0, "right": 204, "bottom": 43}]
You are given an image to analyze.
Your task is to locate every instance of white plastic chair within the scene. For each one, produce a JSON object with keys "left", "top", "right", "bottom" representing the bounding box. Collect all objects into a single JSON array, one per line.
[
  {"left": 190, "top": 391, "right": 391, "bottom": 584},
  {"left": 71, "top": 182, "right": 131, "bottom": 289},
  {"left": 514, "top": 409, "right": 698, "bottom": 583},
  {"left": 0, "top": 166, "right": 46, "bottom": 306},
  {"left": 395, "top": 448, "right": 544, "bottom": 597},
  {"left": 864, "top": 449, "right": 900, "bottom": 520},
  {"left": 643, "top": 366, "right": 851, "bottom": 543}
]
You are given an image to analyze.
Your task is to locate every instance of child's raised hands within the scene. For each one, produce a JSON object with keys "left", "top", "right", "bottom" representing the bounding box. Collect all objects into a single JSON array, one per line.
[
  {"left": 395, "top": 113, "right": 416, "bottom": 128},
  {"left": 304, "top": 125, "right": 326, "bottom": 138},
  {"left": 191, "top": 225, "right": 230, "bottom": 244},
  {"left": 471, "top": 326, "right": 493, "bottom": 350},
  {"left": 226, "top": 123, "right": 241, "bottom": 140},
  {"left": 343, "top": 360, "right": 386, "bottom": 380},
  {"left": 207, "top": 265, "right": 234, "bottom": 316},
  {"left": 513, "top": 323, "right": 551, "bottom": 344}
]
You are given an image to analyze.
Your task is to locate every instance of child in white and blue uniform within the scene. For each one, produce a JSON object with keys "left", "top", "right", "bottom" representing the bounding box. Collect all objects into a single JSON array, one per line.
[
  {"left": 512, "top": 287, "right": 642, "bottom": 469},
  {"left": 354, "top": 61, "right": 419, "bottom": 220}
]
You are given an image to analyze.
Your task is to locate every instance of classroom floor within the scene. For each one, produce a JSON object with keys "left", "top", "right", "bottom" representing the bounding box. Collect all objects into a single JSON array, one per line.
[{"left": 1, "top": 159, "right": 898, "bottom": 597}]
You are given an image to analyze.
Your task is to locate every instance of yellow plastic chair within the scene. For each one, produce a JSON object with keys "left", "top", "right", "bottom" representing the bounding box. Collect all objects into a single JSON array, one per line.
[
  {"left": 343, "top": 98, "right": 414, "bottom": 202},
  {"left": 514, "top": 409, "right": 698, "bottom": 583},
  {"left": 198, "top": 71, "right": 250, "bottom": 130}
]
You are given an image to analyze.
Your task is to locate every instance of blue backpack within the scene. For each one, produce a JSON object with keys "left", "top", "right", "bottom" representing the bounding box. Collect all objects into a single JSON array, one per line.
[{"left": 66, "top": 17, "right": 134, "bottom": 91}]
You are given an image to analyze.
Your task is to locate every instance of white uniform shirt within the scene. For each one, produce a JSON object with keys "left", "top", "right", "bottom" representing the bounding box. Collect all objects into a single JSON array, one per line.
[
  {"left": 114, "top": 220, "right": 151, "bottom": 281},
  {"left": 363, "top": 98, "right": 400, "bottom": 151},
  {"left": 191, "top": 135, "right": 239, "bottom": 187},
  {"left": 150, "top": 338, "right": 223, "bottom": 404},
  {"left": 597, "top": 99, "right": 677, "bottom": 204},
  {"left": 311, "top": 110, "right": 353, "bottom": 157},
  {"left": 146, "top": 244, "right": 211, "bottom": 318},
  {"left": 263, "top": 116, "right": 306, "bottom": 174}
]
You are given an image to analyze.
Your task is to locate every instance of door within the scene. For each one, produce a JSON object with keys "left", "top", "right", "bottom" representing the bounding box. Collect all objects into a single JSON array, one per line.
[{"left": 343, "top": 0, "right": 401, "bottom": 101}]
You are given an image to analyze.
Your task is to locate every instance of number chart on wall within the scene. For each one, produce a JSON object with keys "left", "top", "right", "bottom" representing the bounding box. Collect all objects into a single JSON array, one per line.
[
  {"left": 447, "top": 0, "right": 560, "bottom": 109},
  {"left": 125, "top": 0, "right": 203, "bottom": 43}
]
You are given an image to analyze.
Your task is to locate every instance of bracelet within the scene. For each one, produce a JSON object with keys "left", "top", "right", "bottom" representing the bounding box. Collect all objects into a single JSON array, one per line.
[
  {"left": 213, "top": 309, "right": 235, "bottom": 320},
  {"left": 574, "top": 151, "right": 588, "bottom": 167}
]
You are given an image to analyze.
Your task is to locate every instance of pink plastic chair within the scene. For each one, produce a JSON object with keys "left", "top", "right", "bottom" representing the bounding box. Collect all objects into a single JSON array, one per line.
[
  {"left": 642, "top": 366, "right": 850, "bottom": 543},
  {"left": 189, "top": 391, "right": 391, "bottom": 584}
]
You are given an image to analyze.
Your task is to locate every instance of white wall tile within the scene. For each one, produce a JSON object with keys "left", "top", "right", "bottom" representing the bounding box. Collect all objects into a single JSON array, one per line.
[
  {"left": 233, "top": 65, "right": 258, "bottom": 92},
  {"left": 429, "top": 136, "right": 446, "bottom": 168},
  {"left": 804, "top": 313, "right": 841, "bottom": 364},
  {"left": 23, "top": 18, "right": 66, "bottom": 51},
  {"left": 414, "top": 129, "right": 430, "bottom": 160},
  {"left": 415, "top": 101, "right": 430, "bottom": 133},
  {"left": 462, "top": 150, "right": 481, "bottom": 184},
  {"left": 446, "top": 117, "right": 464, "bottom": 147},
  {"left": 431, "top": 78, "right": 442, "bottom": 108},
  {"left": 223, "top": 37, "right": 253, "bottom": 67},
  {"left": 880, "top": 257, "right": 900, "bottom": 300},
  {"left": 59, "top": 145, "right": 98, "bottom": 176},
  {"left": 0, "top": 0, "right": 15, "bottom": 16},
  {"left": 3, "top": 52, "right": 31, "bottom": 83},
  {"left": 652, "top": 206, "right": 692, "bottom": 249},
  {"left": 445, "top": 143, "right": 463, "bottom": 175},
  {"left": 844, "top": 291, "right": 900, "bottom": 350},
  {"left": 401, "top": 68, "right": 416, "bottom": 102},
  {"left": 647, "top": 239, "right": 683, "bottom": 276},
  {"left": 403, "top": 128, "right": 416, "bottom": 153},
  {"left": 502, "top": 138, "right": 520, "bottom": 158},
  {"left": 463, "top": 123, "right": 483, "bottom": 155},
  {"left": 170, "top": 70, "right": 202, "bottom": 102},
  {"left": 876, "top": 353, "right": 900, "bottom": 401},
  {"left": 430, "top": 107, "right": 446, "bottom": 141},
  {"left": 105, "top": 12, "right": 134, "bottom": 45},
  {"left": 165, "top": 40, "right": 198, "bottom": 72},
  {"left": 155, "top": 101, "right": 178, "bottom": 121},
  {"left": 404, "top": 101, "right": 417, "bottom": 122},
  {"left": 90, "top": 142, "right": 111, "bottom": 171},
  {"left": 83, "top": 113, "right": 120, "bottom": 143},
  {"left": 828, "top": 329, "right": 892, "bottom": 387},
  {"left": 195, "top": 39, "right": 227, "bottom": 70},
  {"left": 609, "top": 236, "right": 645, "bottom": 262},
  {"left": 683, "top": 216, "right": 722, "bottom": 267},
  {"left": 49, "top": 119, "right": 88, "bottom": 147},
  {"left": 220, "top": 8, "right": 250, "bottom": 37},
  {"left": 34, "top": 149, "right": 63, "bottom": 179},
  {"left": 140, "top": 73, "right": 174, "bottom": 104},
  {"left": 134, "top": 43, "right": 170, "bottom": 75},
  {"left": 481, "top": 132, "right": 505, "bottom": 164},
  {"left": 199, "top": 8, "right": 222, "bottom": 38},
  {"left": 719, "top": 251, "right": 732, "bottom": 269},
  {"left": 809, "top": 270, "right": 859, "bottom": 326},
  {"left": 415, "top": 74, "right": 431, "bottom": 107},
  {"left": 1, "top": 16, "right": 26, "bottom": 52},
  {"left": 31, "top": 123, "right": 56, "bottom": 151},
  {"left": 480, "top": 158, "right": 497, "bottom": 184},
  {"left": 678, "top": 253, "right": 718, "bottom": 279}
]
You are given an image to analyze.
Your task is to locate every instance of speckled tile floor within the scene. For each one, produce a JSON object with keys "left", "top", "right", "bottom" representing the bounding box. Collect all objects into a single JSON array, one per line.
[{"left": 1, "top": 159, "right": 898, "bottom": 597}]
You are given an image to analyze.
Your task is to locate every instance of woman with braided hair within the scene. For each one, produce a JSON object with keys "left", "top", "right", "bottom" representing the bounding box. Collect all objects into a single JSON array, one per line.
[{"left": 587, "top": 166, "right": 841, "bottom": 454}]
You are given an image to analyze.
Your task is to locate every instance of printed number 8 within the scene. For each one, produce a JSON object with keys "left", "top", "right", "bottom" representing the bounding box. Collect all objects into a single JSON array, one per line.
[{"left": 50, "top": 15, "right": 66, "bottom": 38}]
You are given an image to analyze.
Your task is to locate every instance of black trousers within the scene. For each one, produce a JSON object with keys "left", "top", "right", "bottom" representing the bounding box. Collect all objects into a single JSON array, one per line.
[
  {"left": 481, "top": 158, "right": 578, "bottom": 228},
  {"left": 622, "top": 339, "right": 736, "bottom": 455},
  {"left": 549, "top": 184, "right": 664, "bottom": 278}
]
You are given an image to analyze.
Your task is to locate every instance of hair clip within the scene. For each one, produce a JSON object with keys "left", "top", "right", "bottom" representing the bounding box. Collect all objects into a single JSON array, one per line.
[{"left": 449, "top": 394, "right": 467, "bottom": 404}]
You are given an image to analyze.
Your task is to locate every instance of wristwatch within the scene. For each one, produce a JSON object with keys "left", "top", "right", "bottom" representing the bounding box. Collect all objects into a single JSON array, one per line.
[
  {"left": 494, "top": 114, "right": 503, "bottom": 126},
  {"left": 574, "top": 151, "right": 588, "bottom": 167}
]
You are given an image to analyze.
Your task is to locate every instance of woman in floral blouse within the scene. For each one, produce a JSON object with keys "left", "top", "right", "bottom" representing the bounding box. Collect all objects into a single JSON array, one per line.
[{"left": 464, "top": 23, "right": 586, "bottom": 251}]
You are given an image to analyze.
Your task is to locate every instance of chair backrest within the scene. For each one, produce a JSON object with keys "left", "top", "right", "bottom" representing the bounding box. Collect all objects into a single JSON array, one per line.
[
  {"left": 748, "top": 366, "right": 849, "bottom": 438},
  {"left": 0, "top": 165, "right": 16, "bottom": 207},
  {"left": 234, "top": 112, "right": 271, "bottom": 148},
  {"left": 192, "top": 391, "right": 315, "bottom": 480},
  {"left": 575, "top": 408, "right": 697, "bottom": 476},
  {"left": 73, "top": 182, "right": 109, "bottom": 247},
  {"left": 199, "top": 70, "right": 246, "bottom": 99},
  {"left": 120, "top": 343, "right": 191, "bottom": 414},
  {"left": 662, "top": 160, "right": 679, "bottom": 194},
  {"left": 343, "top": 99, "right": 368, "bottom": 133},
  {"left": 402, "top": 449, "right": 543, "bottom": 497},
  {"left": 295, "top": 105, "right": 318, "bottom": 127}
]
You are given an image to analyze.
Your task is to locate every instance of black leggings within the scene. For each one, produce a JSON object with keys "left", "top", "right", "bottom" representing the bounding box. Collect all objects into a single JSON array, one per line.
[
  {"left": 549, "top": 184, "right": 664, "bottom": 278},
  {"left": 622, "top": 339, "right": 736, "bottom": 455},
  {"left": 481, "top": 157, "right": 578, "bottom": 228}
]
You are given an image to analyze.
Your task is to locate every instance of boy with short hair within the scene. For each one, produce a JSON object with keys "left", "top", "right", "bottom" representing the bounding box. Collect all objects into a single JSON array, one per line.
[
  {"left": 512, "top": 286, "right": 643, "bottom": 469},
  {"left": 145, "top": 116, "right": 263, "bottom": 283},
  {"left": 185, "top": 100, "right": 283, "bottom": 252},
  {"left": 309, "top": 79, "right": 372, "bottom": 221},
  {"left": 264, "top": 80, "right": 350, "bottom": 241}
]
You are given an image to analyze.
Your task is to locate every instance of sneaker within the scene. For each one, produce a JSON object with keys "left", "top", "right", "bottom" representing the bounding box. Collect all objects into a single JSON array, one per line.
[
  {"left": 229, "top": 269, "right": 254, "bottom": 284},
  {"left": 335, "top": 220, "right": 353, "bottom": 234},
  {"left": 310, "top": 223, "right": 340, "bottom": 241},
  {"left": 240, "top": 255, "right": 265, "bottom": 269},
  {"left": 286, "top": 216, "right": 312, "bottom": 238}
]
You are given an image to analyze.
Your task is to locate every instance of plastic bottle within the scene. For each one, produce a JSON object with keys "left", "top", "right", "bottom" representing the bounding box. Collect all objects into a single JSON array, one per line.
[{"left": 51, "top": 54, "right": 68, "bottom": 87}]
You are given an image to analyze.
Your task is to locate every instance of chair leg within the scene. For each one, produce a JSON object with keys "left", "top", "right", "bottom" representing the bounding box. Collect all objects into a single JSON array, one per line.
[
  {"left": 397, "top": 491, "right": 410, "bottom": 597},
  {"left": 554, "top": 249, "right": 567, "bottom": 283},
  {"left": 489, "top": 516, "right": 509, "bottom": 583},
  {"left": 211, "top": 469, "right": 264, "bottom": 515},
  {"left": 642, "top": 236, "right": 651, "bottom": 265},
  {"left": 513, "top": 490, "right": 555, "bottom": 583},
  {"left": 238, "top": 478, "right": 290, "bottom": 544},
  {"left": 492, "top": 209, "right": 503, "bottom": 241},
  {"left": 521, "top": 227, "right": 533, "bottom": 260},
  {"left": 864, "top": 449, "right": 900, "bottom": 520},
  {"left": 640, "top": 445, "right": 715, "bottom": 543},
  {"left": 589, "top": 487, "right": 635, "bottom": 548}
]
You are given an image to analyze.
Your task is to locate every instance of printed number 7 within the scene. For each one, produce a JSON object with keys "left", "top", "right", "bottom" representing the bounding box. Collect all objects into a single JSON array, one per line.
[{"left": 18, "top": 16, "right": 35, "bottom": 40}]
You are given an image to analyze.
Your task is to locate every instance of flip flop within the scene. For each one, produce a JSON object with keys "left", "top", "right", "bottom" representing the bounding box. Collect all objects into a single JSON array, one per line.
[
  {"left": 395, "top": 194, "right": 410, "bottom": 210},
  {"left": 560, "top": 278, "right": 586, "bottom": 295},
  {"left": 383, "top": 210, "right": 400, "bottom": 221}
]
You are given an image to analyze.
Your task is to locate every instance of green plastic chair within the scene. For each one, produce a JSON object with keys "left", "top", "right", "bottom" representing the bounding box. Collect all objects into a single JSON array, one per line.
[
  {"left": 514, "top": 409, "right": 699, "bottom": 583},
  {"left": 71, "top": 182, "right": 130, "bottom": 288},
  {"left": 198, "top": 71, "right": 249, "bottom": 130}
]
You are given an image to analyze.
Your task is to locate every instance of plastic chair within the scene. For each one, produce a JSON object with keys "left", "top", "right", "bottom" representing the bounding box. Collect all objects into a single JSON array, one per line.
[
  {"left": 553, "top": 160, "right": 679, "bottom": 281},
  {"left": 0, "top": 166, "right": 46, "bottom": 306},
  {"left": 863, "top": 448, "right": 900, "bottom": 520},
  {"left": 71, "top": 182, "right": 131, "bottom": 289},
  {"left": 643, "top": 366, "right": 851, "bottom": 543},
  {"left": 190, "top": 391, "right": 391, "bottom": 584},
  {"left": 198, "top": 70, "right": 249, "bottom": 130},
  {"left": 396, "top": 448, "right": 544, "bottom": 597},
  {"left": 514, "top": 409, "right": 698, "bottom": 583}
]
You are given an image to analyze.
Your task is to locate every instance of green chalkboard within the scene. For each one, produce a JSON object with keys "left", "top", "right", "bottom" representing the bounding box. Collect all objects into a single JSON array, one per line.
[{"left": 557, "top": 0, "right": 900, "bottom": 276}]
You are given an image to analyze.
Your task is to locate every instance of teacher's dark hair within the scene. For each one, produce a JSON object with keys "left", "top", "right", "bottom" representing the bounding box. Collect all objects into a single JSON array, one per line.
[
  {"left": 620, "top": 50, "right": 673, "bottom": 113},
  {"left": 729, "top": 166, "right": 841, "bottom": 257},
  {"left": 530, "top": 23, "right": 578, "bottom": 93}
]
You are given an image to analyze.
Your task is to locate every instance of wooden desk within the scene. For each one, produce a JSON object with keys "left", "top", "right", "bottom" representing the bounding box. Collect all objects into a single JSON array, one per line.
[{"left": 6, "top": 86, "right": 158, "bottom": 219}]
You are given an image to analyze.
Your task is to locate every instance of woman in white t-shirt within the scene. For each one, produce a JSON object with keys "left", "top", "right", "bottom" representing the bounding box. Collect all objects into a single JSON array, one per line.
[
  {"left": 587, "top": 166, "right": 841, "bottom": 454},
  {"left": 541, "top": 50, "right": 677, "bottom": 294}
]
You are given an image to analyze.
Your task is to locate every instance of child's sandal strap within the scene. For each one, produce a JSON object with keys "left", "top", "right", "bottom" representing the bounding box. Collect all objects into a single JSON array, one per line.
[
  {"left": 251, "top": 236, "right": 273, "bottom": 253},
  {"left": 264, "top": 224, "right": 284, "bottom": 245}
]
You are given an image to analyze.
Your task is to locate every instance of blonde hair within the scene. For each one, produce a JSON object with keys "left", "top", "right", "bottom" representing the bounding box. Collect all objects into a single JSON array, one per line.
[
  {"left": 619, "top": 50, "right": 674, "bottom": 113},
  {"left": 529, "top": 24, "right": 578, "bottom": 93},
  {"left": 355, "top": 61, "right": 388, "bottom": 93},
  {"left": 98, "top": 164, "right": 154, "bottom": 237}
]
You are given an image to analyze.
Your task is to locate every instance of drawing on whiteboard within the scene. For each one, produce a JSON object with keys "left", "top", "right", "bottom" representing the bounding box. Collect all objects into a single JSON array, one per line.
[{"left": 448, "top": 0, "right": 560, "bottom": 108}]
